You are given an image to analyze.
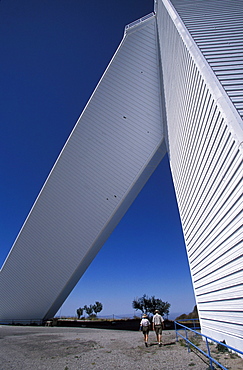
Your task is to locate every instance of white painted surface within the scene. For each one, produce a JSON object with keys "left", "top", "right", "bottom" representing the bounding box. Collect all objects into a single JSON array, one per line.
[
  {"left": 1, "top": 1, "right": 242, "bottom": 356},
  {"left": 0, "top": 15, "right": 166, "bottom": 322},
  {"left": 156, "top": 0, "right": 243, "bottom": 353}
]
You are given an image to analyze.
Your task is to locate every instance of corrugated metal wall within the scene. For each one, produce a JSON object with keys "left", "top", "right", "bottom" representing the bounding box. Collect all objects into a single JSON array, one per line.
[
  {"left": 156, "top": 0, "right": 243, "bottom": 351},
  {"left": 1, "top": 0, "right": 242, "bottom": 354},
  {"left": 171, "top": 0, "right": 243, "bottom": 120},
  {"left": 0, "top": 15, "right": 166, "bottom": 322}
]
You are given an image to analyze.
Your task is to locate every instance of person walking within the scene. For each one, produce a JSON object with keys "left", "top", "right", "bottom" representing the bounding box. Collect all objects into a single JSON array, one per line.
[
  {"left": 140, "top": 314, "right": 150, "bottom": 347},
  {"left": 152, "top": 309, "right": 164, "bottom": 346}
]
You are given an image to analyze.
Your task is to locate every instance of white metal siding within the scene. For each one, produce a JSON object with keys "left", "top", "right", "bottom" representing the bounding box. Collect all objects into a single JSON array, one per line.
[
  {"left": 156, "top": 0, "right": 243, "bottom": 352},
  {"left": 1, "top": 2, "right": 242, "bottom": 355},
  {"left": 0, "top": 15, "right": 166, "bottom": 322},
  {"left": 170, "top": 0, "right": 243, "bottom": 120}
]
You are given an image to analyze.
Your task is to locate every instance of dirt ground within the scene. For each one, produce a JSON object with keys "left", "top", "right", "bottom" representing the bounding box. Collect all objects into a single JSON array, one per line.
[{"left": 0, "top": 326, "right": 242, "bottom": 369}]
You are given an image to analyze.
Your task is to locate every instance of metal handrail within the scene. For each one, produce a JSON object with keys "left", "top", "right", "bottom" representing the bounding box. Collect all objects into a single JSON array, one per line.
[
  {"left": 176, "top": 318, "right": 200, "bottom": 330},
  {"left": 125, "top": 13, "right": 155, "bottom": 31},
  {"left": 174, "top": 320, "right": 243, "bottom": 370}
]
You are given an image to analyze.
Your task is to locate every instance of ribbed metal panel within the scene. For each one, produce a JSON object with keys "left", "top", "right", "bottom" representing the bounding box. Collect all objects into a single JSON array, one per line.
[
  {"left": 1, "top": 2, "right": 242, "bottom": 355},
  {"left": 170, "top": 0, "right": 243, "bottom": 119},
  {"left": 0, "top": 15, "right": 166, "bottom": 322},
  {"left": 156, "top": 0, "right": 243, "bottom": 352}
]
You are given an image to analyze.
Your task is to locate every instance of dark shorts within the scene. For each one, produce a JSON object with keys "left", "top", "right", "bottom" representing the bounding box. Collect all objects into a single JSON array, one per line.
[
  {"left": 142, "top": 326, "right": 150, "bottom": 334},
  {"left": 154, "top": 325, "right": 162, "bottom": 335}
]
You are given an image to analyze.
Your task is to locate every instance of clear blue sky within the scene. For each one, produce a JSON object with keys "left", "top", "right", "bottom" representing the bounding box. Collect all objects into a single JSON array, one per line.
[{"left": 0, "top": 0, "right": 195, "bottom": 319}]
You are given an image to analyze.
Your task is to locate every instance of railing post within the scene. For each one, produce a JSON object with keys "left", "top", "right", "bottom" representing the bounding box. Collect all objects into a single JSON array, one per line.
[
  {"left": 174, "top": 319, "right": 243, "bottom": 369},
  {"left": 174, "top": 320, "right": 178, "bottom": 342},
  {"left": 205, "top": 337, "right": 214, "bottom": 369},
  {"left": 185, "top": 329, "right": 190, "bottom": 353}
]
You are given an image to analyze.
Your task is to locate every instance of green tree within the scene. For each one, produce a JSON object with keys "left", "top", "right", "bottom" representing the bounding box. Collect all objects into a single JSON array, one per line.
[
  {"left": 84, "top": 304, "right": 94, "bottom": 317},
  {"left": 76, "top": 307, "right": 83, "bottom": 319},
  {"left": 93, "top": 301, "right": 103, "bottom": 316},
  {"left": 147, "top": 297, "right": 170, "bottom": 318},
  {"left": 132, "top": 294, "right": 170, "bottom": 317},
  {"left": 132, "top": 294, "right": 151, "bottom": 315}
]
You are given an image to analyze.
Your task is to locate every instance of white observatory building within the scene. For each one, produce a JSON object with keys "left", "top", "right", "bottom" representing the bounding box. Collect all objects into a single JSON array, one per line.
[{"left": 1, "top": 0, "right": 242, "bottom": 353}]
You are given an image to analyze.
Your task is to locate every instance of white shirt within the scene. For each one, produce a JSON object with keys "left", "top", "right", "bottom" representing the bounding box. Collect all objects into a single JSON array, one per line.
[
  {"left": 152, "top": 313, "right": 164, "bottom": 325},
  {"left": 140, "top": 318, "right": 150, "bottom": 327}
]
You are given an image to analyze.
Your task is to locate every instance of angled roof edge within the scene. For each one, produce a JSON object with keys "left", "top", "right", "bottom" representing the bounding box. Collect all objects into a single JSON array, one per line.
[
  {"left": 124, "top": 12, "right": 155, "bottom": 34},
  {"left": 158, "top": 0, "right": 243, "bottom": 148}
]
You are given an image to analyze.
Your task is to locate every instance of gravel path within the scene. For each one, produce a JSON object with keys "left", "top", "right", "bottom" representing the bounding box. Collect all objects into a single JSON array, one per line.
[{"left": 0, "top": 326, "right": 242, "bottom": 369}]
